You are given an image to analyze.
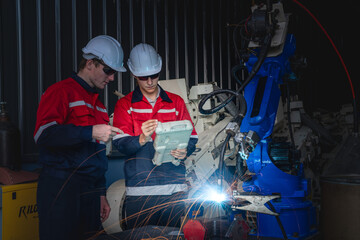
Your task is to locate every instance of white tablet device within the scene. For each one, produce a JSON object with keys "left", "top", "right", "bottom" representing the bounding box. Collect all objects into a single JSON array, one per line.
[{"left": 153, "top": 120, "right": 193, "bottom": 166}]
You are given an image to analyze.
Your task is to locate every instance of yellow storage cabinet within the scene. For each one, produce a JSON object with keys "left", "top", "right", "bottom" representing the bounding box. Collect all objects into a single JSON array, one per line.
[{"left": 1, "top": 182, "right": 39, "bottom": 240}]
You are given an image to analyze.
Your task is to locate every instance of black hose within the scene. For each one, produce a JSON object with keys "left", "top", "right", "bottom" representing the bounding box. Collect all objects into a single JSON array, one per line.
[
  {"left": 199, "top": 32, "right": 273, "bottom": 116},
  {"left": 266, "top": 0, "right": 272, "bottom": 13},
  {"left": 236, "top": 153, "right": 247, "bottom": 181},
  {"left": 267, "top": 201, "right": 288, "bottom": 240},
  {"left": 199, "top": 89, "right": 239, "bottom": 115},
  {"left": 243, "top": 33, "right": 273, "bottom": 89},
  {"left": 218, "top": 133, "right": 232, "bottom": 190},
  {"left": 218, "top": 95, "right": 247, "bottom": 190},
  {"left": 237, "top": 93, "right": 247, "bottom": 120},
  {"left": 231, "top": 64, "right": 246, "bottom": 86},
  {"left": 214, "top": 85, "right": 239, "bottom": 117}
]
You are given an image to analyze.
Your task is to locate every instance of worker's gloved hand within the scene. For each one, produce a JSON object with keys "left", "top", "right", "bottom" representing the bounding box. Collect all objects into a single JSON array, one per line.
[
  {"left": 139, "top": 119, "right": 158, "bottom": 146},
  {"left": 170, "top": 148, "right": 187, "bottom": 160},
  {"left": 92, "top": 124, "right": 123, "bottom": 142}
]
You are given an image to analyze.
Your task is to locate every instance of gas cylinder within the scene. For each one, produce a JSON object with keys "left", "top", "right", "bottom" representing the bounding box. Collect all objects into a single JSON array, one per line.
[{"left": 0, "top": 102, "right": 21, "bottom": 170}]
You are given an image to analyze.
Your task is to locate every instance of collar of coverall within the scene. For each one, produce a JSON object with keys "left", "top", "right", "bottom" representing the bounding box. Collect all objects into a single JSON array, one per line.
[
  {"left": 72, "top": 72, "right": 98, "bottom": 94},
  {"left": 131, "top": 84, "right": 173, "bottom": 104}
]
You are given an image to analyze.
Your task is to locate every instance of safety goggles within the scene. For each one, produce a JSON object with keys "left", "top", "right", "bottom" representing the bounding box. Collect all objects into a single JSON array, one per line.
[
  {"left": 102, "top": 65, "right": 117, "bottom": 76},
  {"left": 136, "top": 73, "right": 160, "bottom": 81},
  {"left": 93, "top": 59, "right": 117, "bottom": 75}
]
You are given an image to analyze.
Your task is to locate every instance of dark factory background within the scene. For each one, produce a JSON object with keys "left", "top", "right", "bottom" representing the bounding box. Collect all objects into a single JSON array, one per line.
[{"left": 0, "top": 0, "right": 358, "bottom": 164}]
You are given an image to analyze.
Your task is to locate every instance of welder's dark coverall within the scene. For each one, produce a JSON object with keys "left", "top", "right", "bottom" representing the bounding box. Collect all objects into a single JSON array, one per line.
[{"left": 34, "top": 75, "right": 108, "bottom": 240}]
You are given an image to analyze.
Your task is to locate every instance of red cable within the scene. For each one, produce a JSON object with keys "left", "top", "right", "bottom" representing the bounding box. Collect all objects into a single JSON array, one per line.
[
  {"left": 292, "top": 0, "right": 356, "bottom": 100},
  {"left": 245, "top": 15, "right": 251, "bottom": 35}
]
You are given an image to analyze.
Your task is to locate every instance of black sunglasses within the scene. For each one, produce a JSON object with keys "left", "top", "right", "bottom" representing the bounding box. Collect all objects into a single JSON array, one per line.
[
  {"left": 93, "top": 59, "right": 117, "bottom": 75},
  {"left": 136, "top": 73, "right": 160, "bottom": 81},
  {"left": 102, "top": 65, "right": 117, "bottom": 76}
]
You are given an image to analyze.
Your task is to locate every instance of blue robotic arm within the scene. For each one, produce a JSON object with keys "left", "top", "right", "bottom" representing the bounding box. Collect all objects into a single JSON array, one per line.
[
  {"left": 239, "top": 34, "right": 299, "bottom": 185},
  {"left": 198, "top": 2, "right": 318, "bottom": 239},
  {"left": 235, "top": 34, "right": 318, "bottom": 239},
  {"left": 232, "top": 12, "right": 318, "bottom": 240}
]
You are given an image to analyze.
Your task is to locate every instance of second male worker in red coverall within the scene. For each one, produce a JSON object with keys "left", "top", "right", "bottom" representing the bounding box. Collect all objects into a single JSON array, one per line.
[
  {"left": 112, "top": 43, "right": 198, "bottom": 229},
  {"left": 34, "top": 35, "right": 125, "bottom": 240}
]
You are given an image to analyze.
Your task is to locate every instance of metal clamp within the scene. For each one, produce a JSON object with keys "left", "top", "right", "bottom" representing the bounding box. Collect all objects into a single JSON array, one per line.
[{"left": 231, "top": 192, "right": 280, "bottom": 216}]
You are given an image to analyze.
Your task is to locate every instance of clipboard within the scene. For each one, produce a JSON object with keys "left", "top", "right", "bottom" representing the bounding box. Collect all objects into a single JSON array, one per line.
[{"left": 153, "top": 120, "right": 193, "bottom": 166}]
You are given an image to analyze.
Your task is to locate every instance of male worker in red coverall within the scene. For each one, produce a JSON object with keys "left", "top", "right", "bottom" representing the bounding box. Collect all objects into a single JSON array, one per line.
[
  {"left": 112, "top": 43, "right": 198, "bottom": 230},
  {"left": 34, "top": 35, "right": 125, "bottom": 240}
]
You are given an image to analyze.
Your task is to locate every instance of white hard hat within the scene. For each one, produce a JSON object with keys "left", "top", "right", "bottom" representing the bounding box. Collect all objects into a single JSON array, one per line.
[
  {"left": 127, "top": 43, "right": 162, "bottom": 76},
  {"left": 82, "top": 35, "right": 126, "bottom": 72}
]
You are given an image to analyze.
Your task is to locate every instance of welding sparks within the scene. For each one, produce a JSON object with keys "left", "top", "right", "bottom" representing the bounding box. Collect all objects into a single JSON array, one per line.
[
  {"left": 193, "top": 185, "right": 228, "bottom": 203},
  {"left": 206, "top": 188, "right": 227, "bottom": 203}
]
